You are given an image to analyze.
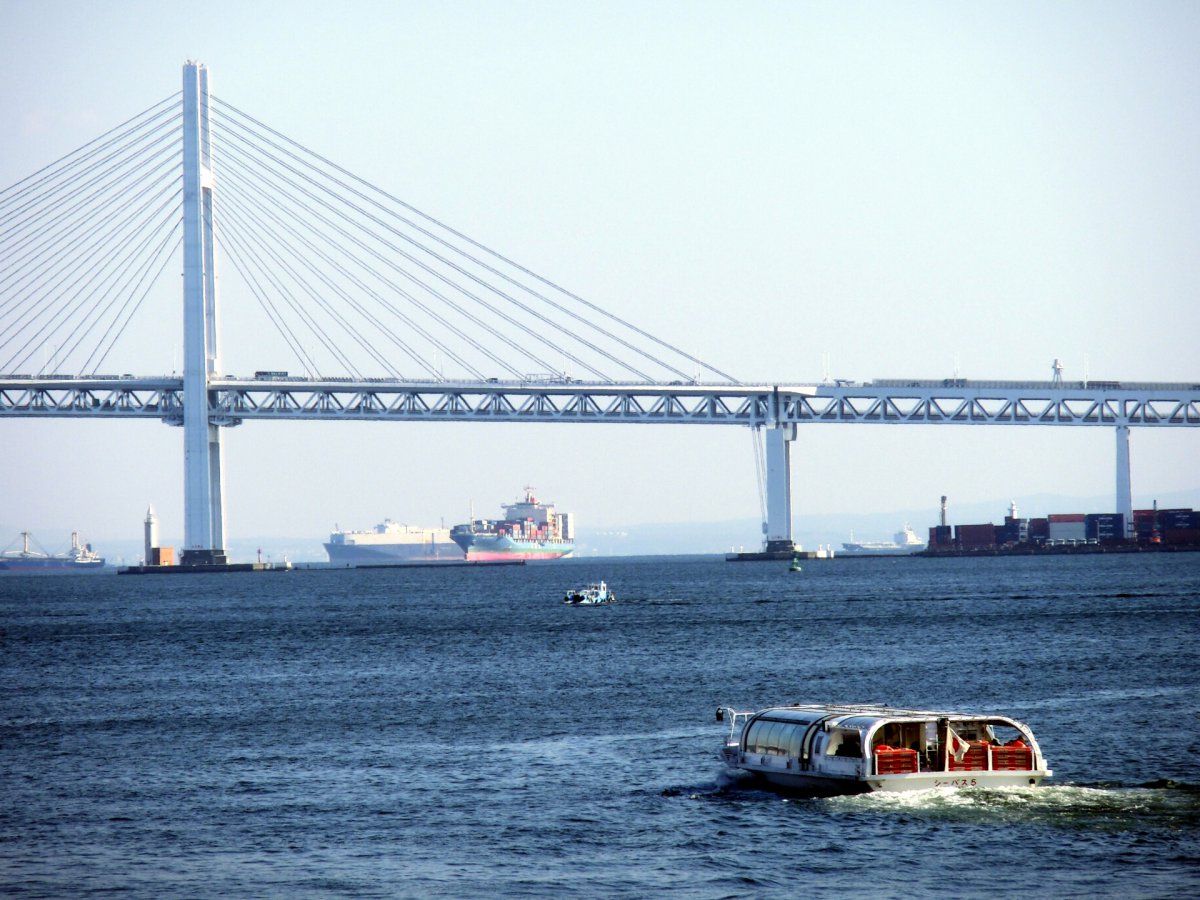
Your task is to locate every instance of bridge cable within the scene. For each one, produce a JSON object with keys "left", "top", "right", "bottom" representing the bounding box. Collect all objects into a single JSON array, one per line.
[
  {"left": 212, "top": 96, "right": 737, "bottom": 383},
  {"left": 212, "top": 100, "right": 677, "bottom": 383},
  {"left": 0, "top": 140, "right": 180, "bottom": 314},
  {"left": 217, "top": 134, "right": 534, "bottom": 379},
  {"left": 0, "top": 92, "right": 179, "bottom": 205},
  {"left": 81, "top": 220, "right": 184, "bottom": 374},
  {"left": 216, "top": 196, "right": 403, "bottom": 378},
  {"left": 218, "top": 173, "right": 473, "bottom": 380},
  {"left": 3, "top": 189, "right": 182, "bottom": 372},
  {"left": 214, "top": 118, "right": 608, "bottom": 381},
  {"left": 218, "top": 147, "right": 502, "bottom": 380},
  {"left": 0, "top": 125, "right": 179, "bottom": 284},
  {"left": 750, "top": 426, "right": 767, "bottom": 529},
  {"left": 214, "top": 199, "right": 363, "bottom": 377},
  {"left": 0, "top": 107, "right": 180, "bottom": 242},
  {"left": 0, "top": 158, "right": 181, "bottom": 333},
  {"left": 219, "top": 155, "right": 436, "bottom": 379},
  {"left": 216, "top": 227, "right": 323, "bottom": 379},
  {"left": 214, "top": 111, "right": 643, "bottom": 382},
  {"left": 0, "top": 175, "right": 180, "bottom": 349}
]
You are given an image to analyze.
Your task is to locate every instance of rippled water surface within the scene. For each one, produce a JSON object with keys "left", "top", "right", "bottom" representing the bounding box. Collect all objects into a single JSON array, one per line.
[{"left": 2, "top": 554, "right": 1198, "bottom": 897}]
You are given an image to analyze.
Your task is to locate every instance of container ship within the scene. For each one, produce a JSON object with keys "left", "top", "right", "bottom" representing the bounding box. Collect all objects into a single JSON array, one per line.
[
  {"left": 450, "top": 487, "right": 575, "bottom": 561},
  {"left": 324, "top": 519, "right": 463, "bottom": 566},
  {"left": 922, "top": 497, "right": 1200, "bottom": 555},
  {"left": 0, "top": 531, "right": 106, "bottom": 572}
]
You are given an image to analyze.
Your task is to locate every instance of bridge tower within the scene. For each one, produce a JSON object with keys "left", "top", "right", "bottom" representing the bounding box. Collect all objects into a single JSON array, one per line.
[
  {"left": 763, "top": 383, "right": 796, "bottom": 551},
  {"left": 1116, "top": 424, "right": 1134, "bottom": 539},
  {"left": 180, "top": 61, "right": 227, "bottom": 565}
]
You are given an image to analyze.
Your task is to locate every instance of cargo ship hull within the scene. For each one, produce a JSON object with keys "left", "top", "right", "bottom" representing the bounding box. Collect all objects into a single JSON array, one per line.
[
  {"left": 324, "top": 520, "right": 463, "bottom": 566},
  {"left": 454, "top": 534, "right": 574, "bottom": 562},
  {"left": 323, "top": 542, "right": 464, "bottom": 566},
  {"left": 0, "top": 557, "right": 106, "bottom": 573}
]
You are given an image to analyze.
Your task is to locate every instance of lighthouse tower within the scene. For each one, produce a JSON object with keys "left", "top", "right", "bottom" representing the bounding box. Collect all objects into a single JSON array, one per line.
[{"left": 144, "top": 505, "right": 159, "bottom": 565}]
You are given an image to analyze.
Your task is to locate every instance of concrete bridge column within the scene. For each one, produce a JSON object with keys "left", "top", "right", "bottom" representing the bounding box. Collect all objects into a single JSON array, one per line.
[
  {"left": 764, "top": 423, "right": 795, "bottom": 551},
  {"left": 1116, "top": 424, "right": 1133, "bottom": 539}
]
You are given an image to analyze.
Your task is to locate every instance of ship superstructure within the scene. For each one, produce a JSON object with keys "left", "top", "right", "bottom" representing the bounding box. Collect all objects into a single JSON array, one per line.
[
  {"left": 324, "top": 519, "right": 461, "bottom": 566},
  {"left": 451, "top": 487, "right": 575, "bottom": 561}
]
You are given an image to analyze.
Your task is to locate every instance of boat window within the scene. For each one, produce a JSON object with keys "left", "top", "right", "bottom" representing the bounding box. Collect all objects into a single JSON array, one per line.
[
  {"left": 983, "top": 723, "right": 1027, "bottom": 746},
  {"left": 776, "top": 722, "right": 796, "bottom": 754},
  {"left": 757, "top": 721, "right": 775, "bottom": 754},
  {"left": 761, "top": 721, "right": 785, "bottom": 754},
  {"left": 786, "top": 724, "right": 806, "bottom": 758},
  {"left": 744, "top": 719, "right": 765, "bottom": 752},
  {"left": 827, "top": 729, "right": 863, "bottom": 757}
]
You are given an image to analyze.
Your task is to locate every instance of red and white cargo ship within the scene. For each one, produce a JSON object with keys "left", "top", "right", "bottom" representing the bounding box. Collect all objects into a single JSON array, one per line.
[{"left": 450, "top": 487, "right": 575, "bottom": 561}]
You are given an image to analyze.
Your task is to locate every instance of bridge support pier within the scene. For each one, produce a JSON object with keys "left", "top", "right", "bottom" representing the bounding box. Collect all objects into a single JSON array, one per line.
[
  {"left": 764, "top": 423, "right": 795, "bottom": 552},
  {"left": 180, "top": 61, "right": 227, "bottom": 566},
  {"left": 1116, "top": 424, "right": 1133, "bottom": 540}
]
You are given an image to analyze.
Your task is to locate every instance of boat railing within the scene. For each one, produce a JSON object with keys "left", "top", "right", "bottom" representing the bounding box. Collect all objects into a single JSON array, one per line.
[{"left": 715, "top": 707, "right": 753, "bottom": 751}]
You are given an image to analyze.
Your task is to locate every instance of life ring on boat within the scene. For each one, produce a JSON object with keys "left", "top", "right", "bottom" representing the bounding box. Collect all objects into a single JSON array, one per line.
[{"left": 1007, "top": 739, "right": 1027, "bottom": 748}]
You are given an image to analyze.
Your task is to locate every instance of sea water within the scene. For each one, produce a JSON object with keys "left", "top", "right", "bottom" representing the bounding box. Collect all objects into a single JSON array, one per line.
[{"left": 2, "top": 554, "right": 1197, "bottom": 897}]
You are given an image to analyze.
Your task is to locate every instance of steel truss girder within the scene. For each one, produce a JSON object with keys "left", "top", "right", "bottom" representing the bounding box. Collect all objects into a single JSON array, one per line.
[
  {"left": 1, "top": 379, "right": 1199, "bottom": 427},
  {"left": 0, "top": 382, "right": 184, "bottom": 418},
  {"left": 205, "top": 382, "right": 779, "bottom": 424},
  {"left": 793, "top": 387, "right": 1200, "bottom": 426}
]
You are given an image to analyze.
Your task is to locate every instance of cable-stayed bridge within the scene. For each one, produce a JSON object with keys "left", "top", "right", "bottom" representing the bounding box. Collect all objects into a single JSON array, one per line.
[{"left": 2, "top": 63, "right": 1197, "bottom": 563}]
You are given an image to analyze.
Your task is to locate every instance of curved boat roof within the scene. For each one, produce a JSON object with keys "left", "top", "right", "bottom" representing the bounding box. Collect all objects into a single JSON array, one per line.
[{"left": 751, "top": 704, "right": 1029, "bottom": 727}]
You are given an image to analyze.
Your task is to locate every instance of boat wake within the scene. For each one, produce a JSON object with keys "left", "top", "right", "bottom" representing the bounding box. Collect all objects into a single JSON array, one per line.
[
  {"left": 693, "top": 769, "right": 1200, "bottom": 831},
  {"left": 824, "top": 781, "right": 1200, "bottom": 830}
]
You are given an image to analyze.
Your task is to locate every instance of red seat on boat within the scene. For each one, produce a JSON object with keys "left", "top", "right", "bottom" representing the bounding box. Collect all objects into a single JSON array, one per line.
[{"left": 874, "top": 747, "right": 919, "bottom": 774}]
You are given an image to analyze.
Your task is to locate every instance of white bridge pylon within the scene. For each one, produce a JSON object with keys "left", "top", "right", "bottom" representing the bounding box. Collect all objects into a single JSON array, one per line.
[{"left": 180, "top": 61, "right": 226, "bottom": 566}]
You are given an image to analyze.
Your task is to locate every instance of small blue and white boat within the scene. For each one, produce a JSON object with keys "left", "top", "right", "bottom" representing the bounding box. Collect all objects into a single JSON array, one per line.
[{"left": 563, "top": 580, "right": 615, "bottom": 605}]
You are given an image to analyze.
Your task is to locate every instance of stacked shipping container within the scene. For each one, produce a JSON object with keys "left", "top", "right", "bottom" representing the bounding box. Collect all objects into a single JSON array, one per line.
[{"left": 924, "top": 506, "right": 1197, "bottom": 552}]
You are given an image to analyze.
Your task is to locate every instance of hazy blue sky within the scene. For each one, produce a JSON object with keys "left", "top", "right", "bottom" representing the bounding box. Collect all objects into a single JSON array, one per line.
[{"left": 2, "top": 0, "right": 1197, "bottom": 552}]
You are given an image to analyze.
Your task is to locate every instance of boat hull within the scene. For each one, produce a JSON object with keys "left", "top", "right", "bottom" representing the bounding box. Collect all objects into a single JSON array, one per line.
[
  {"left": 0, "top": 558, "right": 106, "bottom": 573},
  {"left": 324, "top": 540, "right": 463, "bottom": 566},
  {"left": 456, "top": 534, "right": 574, "bottom": 561},
  {"left": 324, "top": 521, "right": 462, "bottom": 566},
  {"left": 839, "top": 545, "right": 924, "bottom": 556},
  {"left": 738, "top": 764, "right": 1051, "bottom": 795}
]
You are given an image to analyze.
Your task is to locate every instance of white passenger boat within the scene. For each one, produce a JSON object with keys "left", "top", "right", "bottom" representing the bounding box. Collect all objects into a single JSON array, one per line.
[
  {"left": 564, "top": 581, "right": 615, "bottom": 605},
  {"left": 716, "top": 703, "right": 1051, "bottom": 794}
]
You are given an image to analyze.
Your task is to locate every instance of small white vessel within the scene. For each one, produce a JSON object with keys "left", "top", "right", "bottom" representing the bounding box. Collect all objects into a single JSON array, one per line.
[
  {"left": 717, "top": 703, "right": 1051, "bottom": 794},
  {"left": 841, "top": 526, "right": 926, "bottom": 556},
  {"left": 564, "top": 581, "right": 615, "bottom": 605}
]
